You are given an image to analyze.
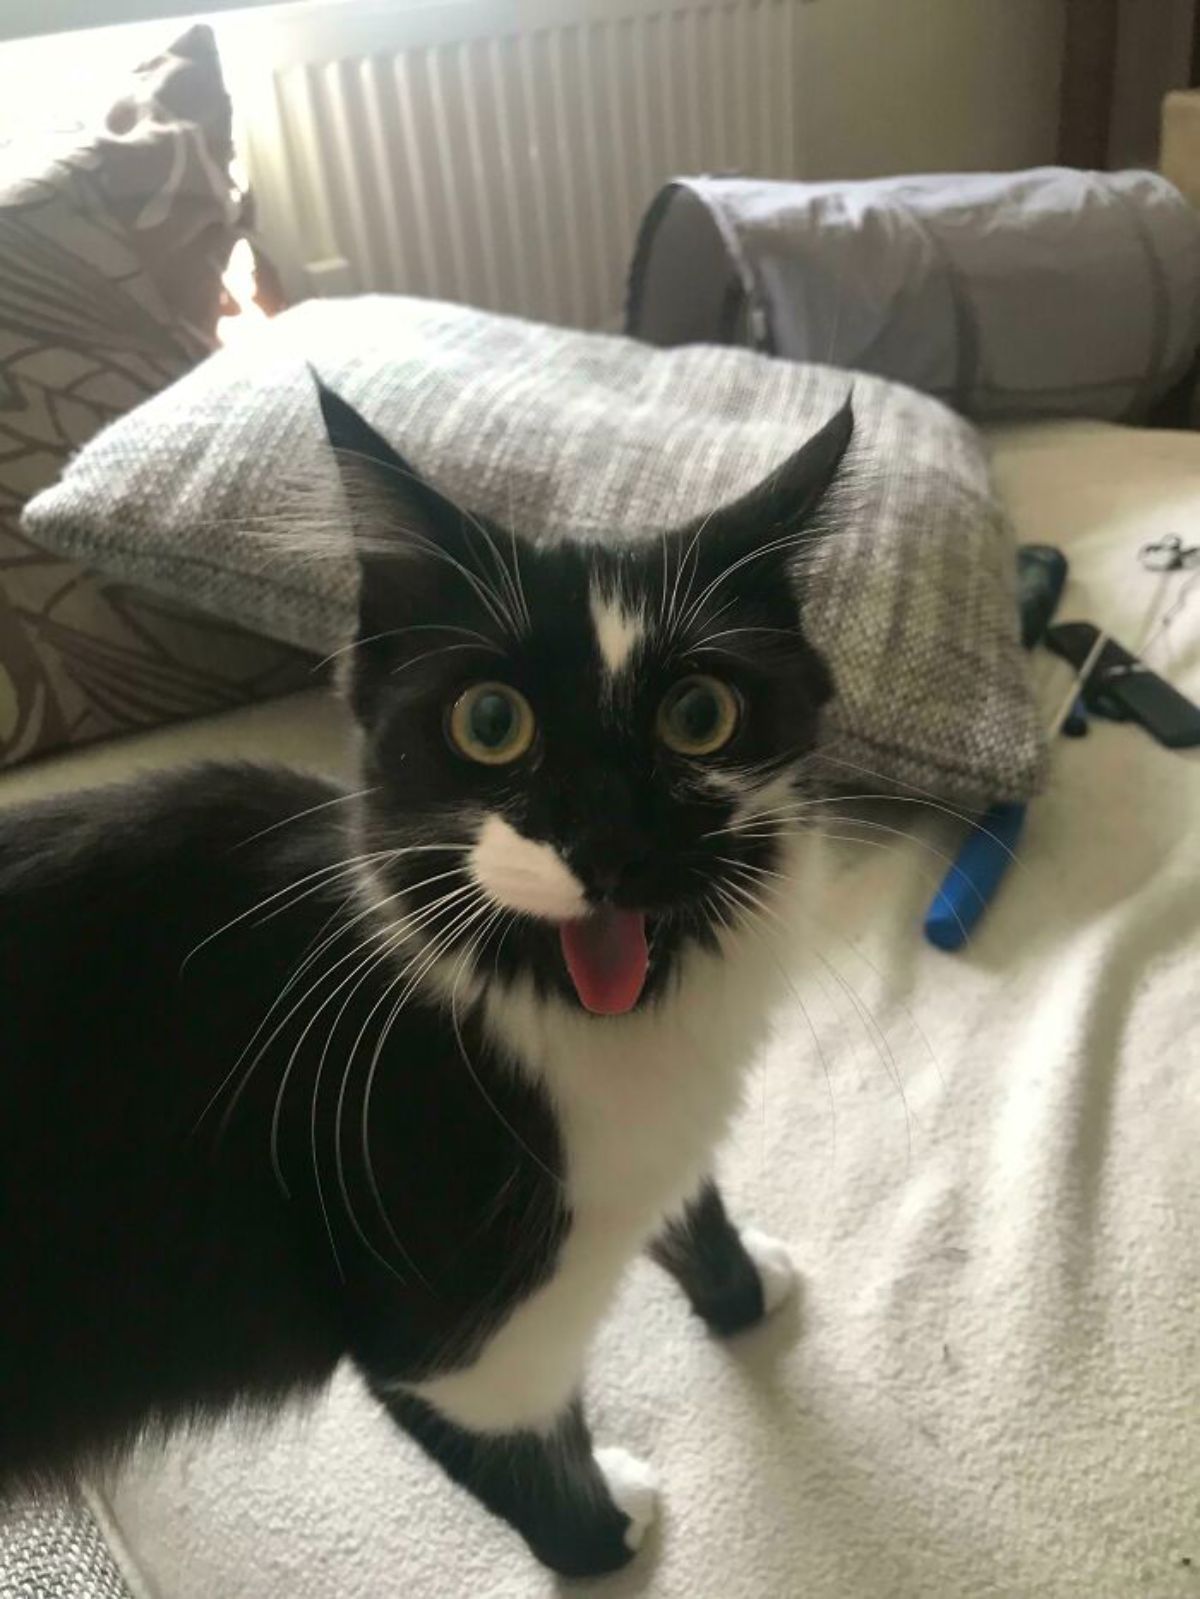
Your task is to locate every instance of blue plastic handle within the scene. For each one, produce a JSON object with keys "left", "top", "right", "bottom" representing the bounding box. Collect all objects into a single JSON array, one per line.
[{"left": 923, "top": 801, "right": 1027, "bottom": 952}]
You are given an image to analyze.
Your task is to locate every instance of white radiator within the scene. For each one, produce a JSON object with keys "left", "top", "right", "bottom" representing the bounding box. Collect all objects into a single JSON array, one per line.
[{"left": 221, "top": 0, "right": 808, "bottom": 329}]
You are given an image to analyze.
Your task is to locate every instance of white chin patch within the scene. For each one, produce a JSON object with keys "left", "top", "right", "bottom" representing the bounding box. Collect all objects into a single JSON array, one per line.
[{"left": 470, "top": 814, "right": 587, "bottom": 921}]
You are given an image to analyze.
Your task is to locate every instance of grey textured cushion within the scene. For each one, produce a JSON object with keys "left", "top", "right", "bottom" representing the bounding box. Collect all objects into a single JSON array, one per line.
[{"left": 23, "top": 296, "right": 1045, "bottom": 807}]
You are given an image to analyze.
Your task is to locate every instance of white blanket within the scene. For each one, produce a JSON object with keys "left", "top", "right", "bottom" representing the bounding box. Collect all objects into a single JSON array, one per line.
[{"left": 21, "top": 422, "right": 1196, "bottom": 1599}]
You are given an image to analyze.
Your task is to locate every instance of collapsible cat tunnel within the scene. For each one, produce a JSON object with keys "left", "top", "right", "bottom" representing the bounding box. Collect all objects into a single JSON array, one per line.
[{"left": 626, "top": 167, "right": 1200, "bottom": 424}]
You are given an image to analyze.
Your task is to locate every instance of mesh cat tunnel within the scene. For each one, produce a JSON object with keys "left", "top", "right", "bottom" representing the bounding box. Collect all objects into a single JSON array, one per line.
[{"left": 626, "top": 168, "right": 1200, "bottom": 422}]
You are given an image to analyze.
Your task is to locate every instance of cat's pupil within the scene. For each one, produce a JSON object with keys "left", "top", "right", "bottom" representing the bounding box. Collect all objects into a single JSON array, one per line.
[
  {"left": 674, "top": 686, "right": 719, "bottom": 742},
  {"left": 471, "top": 691, "right": 516, "bottom": 748}
]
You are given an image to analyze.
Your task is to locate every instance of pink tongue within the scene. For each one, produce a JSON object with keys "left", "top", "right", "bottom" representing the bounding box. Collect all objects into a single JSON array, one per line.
[{"left": 559, "top": 907, "right": 649, "bottom": 1016}]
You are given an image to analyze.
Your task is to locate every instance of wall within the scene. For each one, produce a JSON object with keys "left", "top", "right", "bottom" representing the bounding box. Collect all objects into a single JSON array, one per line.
[
  {"left": 215, "top": 0, "right": 1069, "bottom": 323},
  {"left": 796, "top": 0, "right": 1066, "bottom": 180},
  {"left": 0, "top": 0, "right": 1070, "bottom": 327}
]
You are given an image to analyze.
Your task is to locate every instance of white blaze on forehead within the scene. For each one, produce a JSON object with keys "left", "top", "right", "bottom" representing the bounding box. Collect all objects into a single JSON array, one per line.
[
  {"left": 470, "top": 813, "right": 587, "bottom": 921},
  {"left": 589, "top": 582, "right": 644, "bottom": 680}
]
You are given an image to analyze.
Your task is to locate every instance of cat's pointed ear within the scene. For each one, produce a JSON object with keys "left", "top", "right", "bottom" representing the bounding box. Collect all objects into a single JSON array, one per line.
[
  {"left": 315, "top": 373, "right": 465, "bottom": 555},
  {"left": 313, "top": 372, "right": 472, "bottom": 645},
  {"left": 700, "top": 396, "right": 854, "bottom": 568},
  {"left": 669, "top": 398, "right": 854, "bottom": 621},
  {"left": 666, "top": 399, "right": 852, "bottom": 709}
]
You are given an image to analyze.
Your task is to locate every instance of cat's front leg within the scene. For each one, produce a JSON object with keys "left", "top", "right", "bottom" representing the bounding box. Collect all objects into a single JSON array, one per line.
[
  {"left": 375, "top": 1388, "right": 658, "bottom": 1578},
  {"left": 649, "top": 1178, "right": 798, "bottom": 1337}
]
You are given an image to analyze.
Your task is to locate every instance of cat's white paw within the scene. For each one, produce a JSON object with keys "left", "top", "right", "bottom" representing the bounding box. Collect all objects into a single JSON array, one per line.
[
  {"left": 742, "top": 1228, "right": 799, "bottom": 1316},
  {"left": 594, "top": 1446, "right": 660, "bottom": 1552}
]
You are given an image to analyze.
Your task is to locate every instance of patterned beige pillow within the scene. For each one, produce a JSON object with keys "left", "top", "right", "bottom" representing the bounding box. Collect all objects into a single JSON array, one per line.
[{"left": 0, "top": 25, "right": 306, "bottom": 770}]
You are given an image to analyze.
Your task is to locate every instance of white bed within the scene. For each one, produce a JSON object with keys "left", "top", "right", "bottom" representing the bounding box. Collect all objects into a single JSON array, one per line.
[{"left": 9, "top": 417, "right": 1196, "bottom": 1599}]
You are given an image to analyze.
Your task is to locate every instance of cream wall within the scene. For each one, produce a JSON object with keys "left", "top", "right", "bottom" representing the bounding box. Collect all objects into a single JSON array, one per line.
[
  {"left": 797, "top": 0, "right": 1067, "bottom": 179},
  {"left": 1, "top": 0, "right": 1073, "bottom": 326}
]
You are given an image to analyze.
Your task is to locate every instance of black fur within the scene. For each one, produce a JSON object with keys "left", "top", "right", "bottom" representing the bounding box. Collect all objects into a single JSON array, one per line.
[
  {"left": 0, "top": 385, "right": 851, "bottom": 1574},
  {"left": 649, "top": 1180, "right": 768, "bottom": 1337},
  {"left": 385, "top": 1394, "right": 635, "bottom": 1578},
  {"left": 322, "top": 383, "right": 849, "bottom": 1006}
]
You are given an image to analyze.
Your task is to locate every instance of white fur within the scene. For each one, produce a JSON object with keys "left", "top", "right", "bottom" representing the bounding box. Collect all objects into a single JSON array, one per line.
[
  {"left": 742, "top": 1228, "right": 799, "bottom": 1316},
  {"left": 730, "top": 770, "right": 800, "bottom": 827},
  {"left": 406, "top": 848, "right": 803, "bottom": 1435},
  {"left": 469, "top": 813, "right": 587, "bottom": 920},
  {"left": 699, "top": 768, "right": 753, "bottom": 802},
  {"left": 697, "top": 768, "right": 799, "bottom": 829},
  {"left": 594, "top": 1448, "right": 659, "bottom": 1550},
  {"left": 589, "top": 584, "right": 644, "bottom": 681}
]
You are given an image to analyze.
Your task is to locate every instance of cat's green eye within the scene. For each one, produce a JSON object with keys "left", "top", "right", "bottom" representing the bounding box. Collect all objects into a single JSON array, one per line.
[
  {"left": 657, "top": 675, "right": 740, "bottom": 757},
  {"left": 448, "top": 682, "right": 536, "bottom": 765}
]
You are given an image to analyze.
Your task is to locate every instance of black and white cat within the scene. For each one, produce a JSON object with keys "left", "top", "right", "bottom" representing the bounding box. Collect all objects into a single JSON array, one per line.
[{"left": 0, "top": 383, "right": 852, "bottom": 1577}]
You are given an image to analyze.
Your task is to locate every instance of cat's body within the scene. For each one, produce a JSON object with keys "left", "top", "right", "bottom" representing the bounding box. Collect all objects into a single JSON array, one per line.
[
  {"left": 0, "top": 384, "right": 852, "bottom": 1576},
  {"left": 0, "top": 762, "right": 781, "bottom": 1445}
]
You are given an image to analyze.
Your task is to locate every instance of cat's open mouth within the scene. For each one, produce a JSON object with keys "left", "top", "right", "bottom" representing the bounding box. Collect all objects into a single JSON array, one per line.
[{"left": 559, "top": 907, "right": 649, "bottom": 1016}]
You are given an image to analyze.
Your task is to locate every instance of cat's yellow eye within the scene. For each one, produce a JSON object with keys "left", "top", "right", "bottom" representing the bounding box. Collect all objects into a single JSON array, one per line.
[
  {"left": 657, "top": 675, "right": 740, "bottom": 757},
  {"left": 448, "top": 682, "right": 536, "bottom": 765}
]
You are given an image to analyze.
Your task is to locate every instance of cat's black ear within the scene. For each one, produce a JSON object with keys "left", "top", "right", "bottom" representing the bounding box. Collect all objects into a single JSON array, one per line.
[
  {"left": 701, "top": 397, "right": 853, "bottom": 566},
  {"left": 313, "top": 372, "right": 476, "bottom": 651},
  {"left": 668, "top": 399, "right": 851, "bottom": 708},
  {"left": 315, "top": 374, "right": 466, "bottom": 555}
]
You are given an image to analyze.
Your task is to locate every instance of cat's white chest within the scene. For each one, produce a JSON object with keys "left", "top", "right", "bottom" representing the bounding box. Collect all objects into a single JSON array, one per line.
[{"left": 407, "top": 926, "right": 781, "bottom": 1435}]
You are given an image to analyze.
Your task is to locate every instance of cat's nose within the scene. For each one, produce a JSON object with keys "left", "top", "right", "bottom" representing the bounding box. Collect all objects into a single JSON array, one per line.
[
  {"left": 574, "top": 844, "right": 653, "bottom": 902},
  {"left": 588, "top": 863, "right": 624, "bottom": 897}
]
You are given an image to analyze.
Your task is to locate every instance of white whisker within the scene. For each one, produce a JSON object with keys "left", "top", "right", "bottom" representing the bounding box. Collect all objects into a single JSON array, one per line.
[
  {"left": 295, "top": 878, "right": 484, "bottom": 1239},
  {"left": 664, "top": 509, "right": 710, "bottom": 641},
  {"left": 708, "top": 879, "right": 838, "bottom": 1165},
  {"left": 718, "top": 864, "right": 914, "bottom": 1164},
  {"left": 448, "top": 907, "right": 564, "bottom": 1186},
  {"left": 717, "top": 853, "right": 946, "bottom": 1090},
  {"left": 179, "top": 849, "right": 397, "bottom": 974},
  {"left": 234, "top": 788, "right": 379, "bottom": 847},
  {"left": 314, "top": 624, "right": 504, "bottom": 673},
  {"left": 812, "top": 758, "right": 1029, "bottom": 869},
  {"left": 672, "top": 520, "right": 822, "bottom": 642},
  {"left": 507, "top": 522, "right": 532, "bottom": 634},
  {"left": 318, "top": 883, "right": 494, "bottom": 1287},
  {"left": 389, "top": 641, "right": 500, "bottom": 677},
  {"left": 195, "top": 865, "right": 471, "bottom": 1144},
  {"left": 355, "top": 892, "right": 496, "bottom": 1274}
]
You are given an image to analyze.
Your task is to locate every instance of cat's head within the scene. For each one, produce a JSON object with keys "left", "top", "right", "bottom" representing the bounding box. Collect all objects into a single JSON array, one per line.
[{"left": 318, "top": 382, "right": 851, "bottom": 1017}]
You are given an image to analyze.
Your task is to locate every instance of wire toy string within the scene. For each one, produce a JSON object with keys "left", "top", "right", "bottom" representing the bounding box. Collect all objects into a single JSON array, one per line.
[
  {"left": 1135, "top": 534, "right": 1199, "bottom": 661},
  {"left": 1046, "top": 534, "right": 1198, "bottom": 735}
]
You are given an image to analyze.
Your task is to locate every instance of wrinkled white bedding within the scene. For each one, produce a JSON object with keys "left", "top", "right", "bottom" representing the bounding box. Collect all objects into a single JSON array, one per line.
[{"left": 14, "top": 421, "right": 1197, "bottom": 1599}]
